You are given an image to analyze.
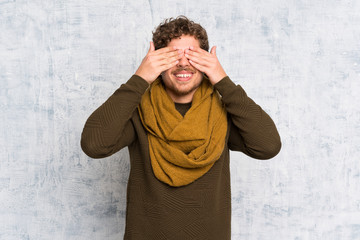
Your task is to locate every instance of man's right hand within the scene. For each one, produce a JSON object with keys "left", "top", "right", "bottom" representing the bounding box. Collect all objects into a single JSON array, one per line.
[{"left": 135, "top": 42, "right": 183, "bottom": 84}]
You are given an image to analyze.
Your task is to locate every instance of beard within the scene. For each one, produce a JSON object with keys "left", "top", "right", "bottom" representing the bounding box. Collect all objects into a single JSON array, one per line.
[
  {"left": 165, "top": 79, "right": 203, "bottom": 96},
  {"left": 161, "top": 69, "right": 203, "bottom": 97}
]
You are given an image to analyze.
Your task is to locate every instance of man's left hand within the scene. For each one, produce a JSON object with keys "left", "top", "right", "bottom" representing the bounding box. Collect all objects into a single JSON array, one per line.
[{"left": 184, "top": 46, "right": 227, "bottom": 85}]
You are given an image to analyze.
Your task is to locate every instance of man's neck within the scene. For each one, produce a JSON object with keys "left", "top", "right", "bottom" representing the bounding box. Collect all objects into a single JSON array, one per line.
[{"left": 174, "top": 102, "right": 192, "bottom": 117}]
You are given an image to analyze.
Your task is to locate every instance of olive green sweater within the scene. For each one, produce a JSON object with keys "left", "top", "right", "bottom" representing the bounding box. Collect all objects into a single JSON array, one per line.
[{"left": 81, "top": 75, "right": 281, "bottom": 240}]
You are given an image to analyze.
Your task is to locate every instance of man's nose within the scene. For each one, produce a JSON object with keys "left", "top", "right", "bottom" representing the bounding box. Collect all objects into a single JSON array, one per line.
[{"left": 177, "top": 52, "right": 190, "bottom": 67}]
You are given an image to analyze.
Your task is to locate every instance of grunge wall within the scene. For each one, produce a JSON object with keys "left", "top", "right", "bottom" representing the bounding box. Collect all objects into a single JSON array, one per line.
[{"left": 1, "top": 0, "right": 360, "bottom": 239}]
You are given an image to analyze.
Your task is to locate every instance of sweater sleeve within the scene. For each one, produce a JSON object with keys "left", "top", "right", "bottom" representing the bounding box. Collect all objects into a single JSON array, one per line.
[
  {"left": 80, "top": 75, "right": 149, "bottom": 158},
  {"left": 214, "top": 76, "right": 281, "bottom": 159}
]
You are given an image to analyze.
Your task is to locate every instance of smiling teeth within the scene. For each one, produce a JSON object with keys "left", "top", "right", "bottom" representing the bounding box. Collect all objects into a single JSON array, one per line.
[{"left": 176, "top": 74, "right": 192, "bottom": 78}]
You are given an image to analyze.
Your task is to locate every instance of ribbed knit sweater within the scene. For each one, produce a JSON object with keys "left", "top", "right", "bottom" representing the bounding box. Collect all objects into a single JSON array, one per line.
[{"left": 81, "top": 75, "right": 281, "bottom": 240}]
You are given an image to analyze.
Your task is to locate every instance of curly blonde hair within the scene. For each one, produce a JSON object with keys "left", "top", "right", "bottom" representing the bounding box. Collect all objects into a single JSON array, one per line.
[{"left": 152, "top": 16, "right": 209, "bottom": 51}]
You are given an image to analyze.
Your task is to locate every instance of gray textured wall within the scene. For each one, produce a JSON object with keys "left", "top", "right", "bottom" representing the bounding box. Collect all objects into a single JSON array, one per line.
[{"left": 1, "top": 0, "right": 360, "bottom": 239}]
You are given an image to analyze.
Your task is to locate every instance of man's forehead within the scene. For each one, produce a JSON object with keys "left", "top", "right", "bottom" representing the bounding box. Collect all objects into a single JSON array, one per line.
[{"left": 167, "top": 35, "right": 200, "bottom": 49}]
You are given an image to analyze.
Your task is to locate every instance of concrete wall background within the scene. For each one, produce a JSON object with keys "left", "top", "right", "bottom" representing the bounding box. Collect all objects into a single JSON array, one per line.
[{"left": 1, "top": 0, "right": 360, "bottom": 239}]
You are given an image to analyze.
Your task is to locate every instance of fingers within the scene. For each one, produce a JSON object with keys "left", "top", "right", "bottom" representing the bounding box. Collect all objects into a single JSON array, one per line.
[
  {"left": 159, "top": 58, "right": 180, "bottom": 72},
  {"left": 160, "top": 49, "right": 183, "bottom": 60},
  {"left": 159, "top": 53, "right": 181, "bottom": 68},
  {"left": 189, "top": 46, "right": 211, "bottom": 56},
  {"left": 188, "top": 59, "right": 206, "bottom": 72},
  {"left": 148, "top": 41, "right": 155, "bottom": 53},
  {"left": 147, "top": 49, "right": 181, "bottom": 72},
  {"left": 185, "top": 47, "right": 213, "bottom": 62},
  {"left": 153, "top": 46, "right": 179, "bottom": 56},
  {"left": 185, "top": 48, "right": 213, "bottom": 68},
  {"left": 148, "top": 49, "right": 182, "bottom": 67},
  {"left": 148, "top": 46, "right": 182, "bottom": 63},
  {"left": 184, "top": 45, "right": 226, "bottom": 85}
]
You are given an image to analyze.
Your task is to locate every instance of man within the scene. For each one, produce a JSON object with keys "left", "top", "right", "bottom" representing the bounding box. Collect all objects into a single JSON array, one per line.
[{"left": 81, "top": 16, "right": 281, "bottom": 240}]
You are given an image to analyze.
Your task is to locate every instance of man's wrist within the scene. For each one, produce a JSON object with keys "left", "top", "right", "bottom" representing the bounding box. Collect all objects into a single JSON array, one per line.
[
  {"left": 209, "top": 73, "right": 227, "bottom": 85},
  {"left": 134, "top": 72, "right": 152, "bottom": 84}
]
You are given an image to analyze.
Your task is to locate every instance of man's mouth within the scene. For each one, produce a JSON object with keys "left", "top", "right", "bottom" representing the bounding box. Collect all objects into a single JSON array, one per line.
[
  {"left": 173, "top": 70, "right": 195, "bottom": 81},
  {"left": 175, "top": 73, "right": 192, "bottom": 78}
]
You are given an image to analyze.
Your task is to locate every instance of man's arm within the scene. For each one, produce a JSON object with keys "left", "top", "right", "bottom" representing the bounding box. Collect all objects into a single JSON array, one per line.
[
  {"left": 215, "top": 77, "right": 281, "bottom": 159},
  {"left": 186, "top": 46, "right": 281, "bottom": 159},
  {"left": 80, "top": 75, "right": 149, "bottom": 158},
  {"left": 81, "top": 42, "right": 183, "bottom": 158}
]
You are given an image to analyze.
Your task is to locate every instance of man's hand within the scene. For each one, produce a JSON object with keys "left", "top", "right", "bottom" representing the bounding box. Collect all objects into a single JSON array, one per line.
[
  {"left": 135, "top": 42, "right": 183, "bottom": 84},
  {"left": 184, "top": 46, "right": 227, "bottom": 85}
]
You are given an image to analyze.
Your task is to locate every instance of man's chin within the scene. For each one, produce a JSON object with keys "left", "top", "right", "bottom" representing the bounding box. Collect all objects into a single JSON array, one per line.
[{"left": 174, "top": 82, "right": 202, "bottom": 96}]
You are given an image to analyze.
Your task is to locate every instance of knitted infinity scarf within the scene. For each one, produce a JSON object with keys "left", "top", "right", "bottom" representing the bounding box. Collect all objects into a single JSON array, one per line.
[{"left": 138, "top": 77, "right": 227, "bottom": 187}]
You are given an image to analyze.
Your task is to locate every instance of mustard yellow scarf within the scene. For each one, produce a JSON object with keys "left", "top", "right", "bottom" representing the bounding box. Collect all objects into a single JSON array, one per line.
[{"left": 138, "top": 77, "right": 227, "bottom": 187}]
